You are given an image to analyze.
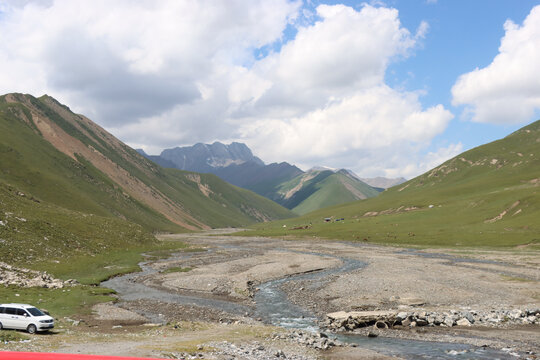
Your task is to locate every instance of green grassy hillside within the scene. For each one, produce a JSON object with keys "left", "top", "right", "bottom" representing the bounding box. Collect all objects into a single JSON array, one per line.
[
  {"left": 0, "top": 181, "right": 159, "bottom": 281},
  {"left": 0, "top": 92, "right": 294, "bottom": 318},
  {"left": 0, "top": 179, "right": 198, "bottom": 316},
  {"left": 243, "top": 120, "right": 540, "bottom": 248},
  {"left": 0, "top": 93, "right": 293, "bottom": 234},
  {"left": 0, "top": 93, "right": 294, "bottom": 276},
  {"left": 276, "top": 169, "right": 380, "bottom": 215}
]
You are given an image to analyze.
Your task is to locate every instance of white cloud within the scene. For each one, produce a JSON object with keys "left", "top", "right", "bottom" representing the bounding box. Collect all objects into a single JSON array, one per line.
[
  {"left": 0, "top": 0, "right": 301, "bottom": 124},
  {"left": 0, "top": 1, "right": 453, "bottom": 178},
  {"left": 258, "top": 4, "right": 417, "bottom": 105},
  {"left": 388, "top": 142, "right": 463, "bottom": 179},
  {"left": 232, "top": 4, "right": 453, "bottom": 177},
  {"left": 238, "top": 85, "right": 453, "bottom": 178},
  {"left": 452, "top": 5, "right": 540, "bottom": 124}
]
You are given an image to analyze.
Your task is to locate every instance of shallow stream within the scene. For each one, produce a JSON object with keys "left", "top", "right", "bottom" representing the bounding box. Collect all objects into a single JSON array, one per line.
[
  {"left": 102, "top": 244, "right": 519, "bottom": 359},
  {"left": 253, "top": 251, "right": 517, "bottom": 359}
]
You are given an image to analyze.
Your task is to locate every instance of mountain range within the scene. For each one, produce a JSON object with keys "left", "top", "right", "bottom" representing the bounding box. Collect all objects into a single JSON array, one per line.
[
  {"left": 1, "top": 91, "right": 537, "bottom": 263},
  {"left": 0, "top": 93, "right": 293, "bottom": 265},
  {"left": 140, "top": 143, "right": 403, "bottom": 214}
]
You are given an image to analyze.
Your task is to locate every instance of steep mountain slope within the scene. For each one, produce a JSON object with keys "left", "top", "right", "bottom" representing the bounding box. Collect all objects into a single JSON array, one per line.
[
  {"left": 137, "top": 149, "right": 177, "bottom": 168},
  {"left": 245, "top": 120, "right": 540, "bottom": 247},
  {"left": 213, "top": 161, "right": 304, "bottom": 199},
  {"left": 276, "top": 169, "right": 380, "bottom": 214},
  {"left": 0, "top": 93, "right": 293, "bottom": 237}
]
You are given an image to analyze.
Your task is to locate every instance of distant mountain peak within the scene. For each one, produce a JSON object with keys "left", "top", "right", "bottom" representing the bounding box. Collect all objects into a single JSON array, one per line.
[
  {"left": 136, "top": 148, "right": 148, "bottom": 156},
  {"left": 360, "top": 176, "right": 407, "bottom": 189},
  {"left": 308, "top": 165, "right": 337, "bottom": 172},
  {"left": 159, "top": 141, "right": 264, "bottom": 172}
]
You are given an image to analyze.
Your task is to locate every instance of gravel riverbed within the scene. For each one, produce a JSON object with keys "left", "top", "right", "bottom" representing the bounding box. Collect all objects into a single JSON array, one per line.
[{"left": 3, "top": 230, "right": 538, "bottom": 359}]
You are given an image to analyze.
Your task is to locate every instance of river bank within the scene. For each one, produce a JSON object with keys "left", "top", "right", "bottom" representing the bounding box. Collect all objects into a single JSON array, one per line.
[{"left": 2, "top": 230, "right": 538, "bottom": 359}]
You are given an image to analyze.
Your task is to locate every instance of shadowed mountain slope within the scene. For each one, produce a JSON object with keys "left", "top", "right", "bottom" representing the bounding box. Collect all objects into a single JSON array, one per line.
[{"left": 146, "top": 143, "right": 380, "bottom": 213}]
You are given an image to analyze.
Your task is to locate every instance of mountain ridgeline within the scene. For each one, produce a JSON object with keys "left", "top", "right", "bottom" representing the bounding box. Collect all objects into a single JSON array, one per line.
[
  {"left": 0, "top": 93, "right": 293, "bottom": 264},
  {"left": 245, "top": 120, "right": 540, "bottom": 248},
  {"left": 141, "top": 143, "right": 394, "bottom": 214},
  {"left": 160, "top": 142, "right": 264, "bottom": 173}
]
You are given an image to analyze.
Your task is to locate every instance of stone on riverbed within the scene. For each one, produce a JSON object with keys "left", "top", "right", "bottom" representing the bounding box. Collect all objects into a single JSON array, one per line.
[
  {"left": 324, "top": 306, "right": 539, "bottom": 332},
  {"left": 326, "top": 311, "right": 398, "bottom": 329}
]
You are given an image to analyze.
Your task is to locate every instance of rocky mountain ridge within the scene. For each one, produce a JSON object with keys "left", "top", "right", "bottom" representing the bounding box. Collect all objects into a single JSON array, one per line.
[
  {"left": 142, "top": 142, "right": 394, "bottom": 214},
  {"left": 159, "top": 142, "right": 264, "bottom": 173}
]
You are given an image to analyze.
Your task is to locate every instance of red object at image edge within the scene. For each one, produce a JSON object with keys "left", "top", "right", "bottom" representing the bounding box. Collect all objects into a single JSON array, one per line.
[{"left": 0, "top": 352, "right": 164, "bottom": 360}]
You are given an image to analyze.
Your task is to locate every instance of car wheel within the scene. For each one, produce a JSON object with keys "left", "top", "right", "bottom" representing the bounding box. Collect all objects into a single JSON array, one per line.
[{"left": 27, "top": 324, "right": 37, "bottom": 334}]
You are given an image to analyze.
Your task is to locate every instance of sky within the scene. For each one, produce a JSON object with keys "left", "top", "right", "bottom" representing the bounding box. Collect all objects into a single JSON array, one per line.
[{"left": 1, "top": 0, "right": 539, "bottom": 178}]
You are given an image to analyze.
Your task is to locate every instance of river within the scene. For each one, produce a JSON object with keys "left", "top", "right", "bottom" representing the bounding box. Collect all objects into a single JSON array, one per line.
[{"left": 102, "top": 237, "right": 522, "bottom": 359}]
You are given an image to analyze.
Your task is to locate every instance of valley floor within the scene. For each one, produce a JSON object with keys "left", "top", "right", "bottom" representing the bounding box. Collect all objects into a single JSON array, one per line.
[{"left": 2, "top": 230, "right": 539, "bottom": 359}]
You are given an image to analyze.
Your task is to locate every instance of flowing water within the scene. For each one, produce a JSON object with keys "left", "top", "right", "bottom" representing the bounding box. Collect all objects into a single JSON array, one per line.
[
  {"left": 103, "top": 244, "right": 520, "bottom": 359},
  {"left": 102, "top": 255, "right": 251, "bottom": 323},
  {"left": 252, "top": 252, "right": 518, "bottom": 359}
]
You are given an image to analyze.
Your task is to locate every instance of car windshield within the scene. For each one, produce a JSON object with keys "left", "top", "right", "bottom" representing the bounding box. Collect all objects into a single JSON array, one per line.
[{"left": 26, "top": 307, "right": 45, "bottom": 316}]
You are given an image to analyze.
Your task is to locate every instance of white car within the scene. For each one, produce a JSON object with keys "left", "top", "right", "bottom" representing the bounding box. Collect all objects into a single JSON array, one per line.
[{"left": 0, "top": 303, "right": 54, "bottom": 333}]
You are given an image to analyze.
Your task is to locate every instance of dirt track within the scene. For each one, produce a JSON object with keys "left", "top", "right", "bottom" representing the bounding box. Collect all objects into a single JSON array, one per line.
[{"left": 4, "top": 230, "right": 539, "bottom": 359}]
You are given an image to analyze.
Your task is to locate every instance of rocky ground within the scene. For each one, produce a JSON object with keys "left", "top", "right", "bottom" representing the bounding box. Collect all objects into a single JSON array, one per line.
[
  {"left": 1, "top": 230, "right": 539, "bottom": 359},
  {"left": 0, "top": 261, "right": 78, "bottom": 288}
]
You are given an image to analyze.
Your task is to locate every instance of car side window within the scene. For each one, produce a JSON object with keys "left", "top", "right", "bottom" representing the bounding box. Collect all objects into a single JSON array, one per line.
[
  {"left": 0, "top": 307, "right": 5, "bottom": 313},
  {"left": 5, "top": 307, "right": 17, "bottom": 315},
  {"left": 16, "top": 308, "right": 29, "bottom": 316}
]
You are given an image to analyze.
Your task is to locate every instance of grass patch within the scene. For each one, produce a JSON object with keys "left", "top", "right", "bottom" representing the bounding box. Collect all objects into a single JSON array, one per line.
[
  {"left": 155, "top": 322, "right": 276, "bottom": 354},
  {"left": 161, "top": 266, "right": 192, "bottom": 274},
  {"left": 234, "top": 287, "right": 249, "bottom": 297},
  {"left": 144, "top": 246, "right": 206, "bottom": 261},
  {"left": 500, "top": 275, "right": 534, "bottom": 283},
  {"left": 0, "top": 330, "right": 30, "bottom": 342},
  {"left": 34, "top": 238, "right": 192, "bottom": 285},
  {"left": 0, "top": 285, "right": 115, "bottom": 318},
  {"left": 0, "top": 239, "right": 193, "bottom": 319}
]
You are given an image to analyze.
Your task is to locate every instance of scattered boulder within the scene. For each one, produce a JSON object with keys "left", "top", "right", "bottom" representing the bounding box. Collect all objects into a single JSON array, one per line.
[
  {"left": 202, "top": 339, "right": 318, "bottom": 360},
  {"left": 396, "top": 312, "right": 408, "bottom": 321},
  {"left": 443, "top": 317, "right": 455, "bottom": 327},
  {"left": 456, "top": 318, "right": 471, "bottom": 326},
  {"left": 272, "top": 330, "right": 345, "bottom": 351}
]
